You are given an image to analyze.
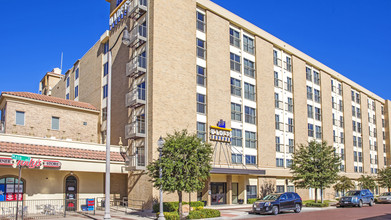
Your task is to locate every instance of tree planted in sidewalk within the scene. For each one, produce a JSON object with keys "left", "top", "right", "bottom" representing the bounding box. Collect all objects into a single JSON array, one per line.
[
  {"left": 147, "top": 130, "right": 213, "bottom": 219},
  {"left": 358, "top": 175, "right": 377, "bottom": 192},
  {"left": 377, "top": 167, "right": 391, "bottom": 192},
  {"left": 333, "top": 176, "right": 354, "bottom": 196},
  {"left": 291, "top": 140, "right": 341, "bottom": 203}
]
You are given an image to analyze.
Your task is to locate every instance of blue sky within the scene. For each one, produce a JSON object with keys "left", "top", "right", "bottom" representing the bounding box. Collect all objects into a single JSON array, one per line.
[{"left": 0, "top": 0, "right": 390, "bottom": 99}]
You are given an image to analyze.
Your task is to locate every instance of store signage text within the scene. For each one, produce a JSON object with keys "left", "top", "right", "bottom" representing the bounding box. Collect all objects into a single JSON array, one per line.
[
  {"left": 0, "top": 158, "right": 61, "bottom": 169},
  {"left": 210, "top": 125, "right": 232, "bottom": 143}
]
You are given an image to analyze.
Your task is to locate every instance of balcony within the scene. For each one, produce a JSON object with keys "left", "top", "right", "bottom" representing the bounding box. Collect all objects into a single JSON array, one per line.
[
  {"left": 275, "top": 100, "right": 283, "bottom": 110},
  {"left": 284, "top": 82, "right": 292, "bottom": 93},
  {"left": 273, "top": 57, "right": 282, "bottom": 67},
  {"left": 285, "top": 103, "right": 293, "bottom": 113},
  {"left": 126, "top": 54, "right": 146, "bottom": 78},
  {"left": 274, "top": 79, "right": 283, "bottom": 89},
  {"left": 286, "top": 124, "right": 294, "bottom": 133},
  {"left": 275, "top": 122, "right": 284, "bottom": 131},
  {"left": 125, "top": 144, "right": 146, "bottom": 171},
  {"left": 0, "top": 121, "right": 4, "bottom": 133},
  {"left": 283, "top": 61, "right": 292, "bottom": 72},
  {"left": 128, "top": 0, "right": 147, "bottom": 20},
  {"left": 125, "top": 118, "right": 146, "bottom": 139},
  {"left": 128, "top": 23, "right": 147, "bottom": 48},
  {"left": 126, "top": 87, "right": 146, "bottom": 108}
]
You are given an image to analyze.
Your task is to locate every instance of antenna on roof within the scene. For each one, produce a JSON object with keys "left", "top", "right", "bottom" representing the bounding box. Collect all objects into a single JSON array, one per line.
[{"left": 60, "top": 52, "right": 63, "bottom": 71}]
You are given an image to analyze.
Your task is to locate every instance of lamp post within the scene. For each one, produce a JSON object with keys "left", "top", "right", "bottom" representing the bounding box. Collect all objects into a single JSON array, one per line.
[
  {"left": 104, "top": 26, "right": 131, "bottom": 220},
  {"left": 157, "top": 136, "right": 166, "bottom": 220}
]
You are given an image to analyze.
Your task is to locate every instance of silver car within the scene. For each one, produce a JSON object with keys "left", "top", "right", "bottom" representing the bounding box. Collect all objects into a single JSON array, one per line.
[{"left": 377, "top": 192, "right": 391, "bottom": 204}]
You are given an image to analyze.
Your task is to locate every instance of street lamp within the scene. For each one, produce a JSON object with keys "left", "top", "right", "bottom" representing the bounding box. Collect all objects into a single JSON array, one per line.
[
  {"left": 157, "top": 136, "right": 165, "bottom": 220},
  {"left": 104, "top": 25, "right": 131, "bottom": 220}
]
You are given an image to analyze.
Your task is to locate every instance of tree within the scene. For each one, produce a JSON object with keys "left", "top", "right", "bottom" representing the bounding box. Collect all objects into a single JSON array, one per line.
[
  {"left": 333, "top": 176, "right": 354, "bottom": 196},
  {"left": 291, "top": 140, "right": 341, "bottom": 203},
  {"left": 147, "top": 130, "right": 213, "bottom": 219},
  {"left": 378, "top": 167, "right": 391, "bottom": 192},
  {"left": 358, "top": 175, "right": 377, "bottom": 192}
]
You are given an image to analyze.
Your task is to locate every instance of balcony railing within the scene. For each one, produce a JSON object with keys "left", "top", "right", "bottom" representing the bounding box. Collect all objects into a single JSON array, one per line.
[
  {"left": 125, "top": 145, "right": 146, "bottom": 171},
  {"left": 286, "top": 124, "right": 294, "bottom": 133},
  {"left": 275, "top": 100, "right": 283, "bottom": 110},
  {"left": 274, "top": 79, "right": 283, "bottom": 89},
  {"left": 273, "top": 58, "right": 282, "bottom": 67},
  {"left": 285, "top": 103, "right": 293, "bottom": 113},
  {"left": 275, "top": 122, "right": 284, "bottom": 131},
  {"left": 284, "top": 82, "right": 292, "bottom": 93},
  {"left": 126, "top": 87, "right": 146, "bottom": 108},
  {"left": 0, "top": 121, "right": 4, "bottom": 133},
  {"left": 125, "top": 119, "right": 146, "bottom": 139},
  {"left": 128, "top": 24, "right": 147, "bottom": 48},
  {"left": 126, "top": 54, "right": 146, "bottom": 78},
  {"left": 283, "top": 61, "right": 292, "bottom": 72}
]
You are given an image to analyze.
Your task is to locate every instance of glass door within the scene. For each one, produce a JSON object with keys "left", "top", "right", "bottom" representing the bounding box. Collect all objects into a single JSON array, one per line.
[
  {"left": 232, "top": 183, "right": 238, "bottom": 204},
  {"left": 211, "top": 183, "right": 226, "bottom": 205}
]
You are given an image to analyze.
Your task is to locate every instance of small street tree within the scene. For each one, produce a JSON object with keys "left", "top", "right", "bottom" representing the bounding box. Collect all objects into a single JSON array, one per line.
[
  {"left": 358, "top": 175, "right": 377, "bottom": 193},
  {"left": 333, "top": 176, "right": 354, "bottom": 196},
  {"left": 377, "top": 167, "right": 391, "bottom": 192},
  {"left": 291, "top": 140, "right": 341, "bottom": 203},
  {"left": 147, "top": 130, "right": 213, "bottom": 219}
]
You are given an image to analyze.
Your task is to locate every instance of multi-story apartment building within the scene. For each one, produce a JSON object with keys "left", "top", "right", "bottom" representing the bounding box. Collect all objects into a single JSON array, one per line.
[{"left": 41, "top": 0, "right": 391, "bottom": 209}]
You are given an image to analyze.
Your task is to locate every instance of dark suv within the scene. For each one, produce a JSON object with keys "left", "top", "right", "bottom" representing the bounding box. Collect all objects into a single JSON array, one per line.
[
  {"left": 340, "top": 189, "right": 374, "bottom": 207},
  {"left": 252, "top": 192, "right": 302, "bottom": 215}
]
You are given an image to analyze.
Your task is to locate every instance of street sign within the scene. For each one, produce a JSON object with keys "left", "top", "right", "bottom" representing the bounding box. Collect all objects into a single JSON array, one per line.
[{"left": 11, "top": 154, "right": 31, "bottom": 162}]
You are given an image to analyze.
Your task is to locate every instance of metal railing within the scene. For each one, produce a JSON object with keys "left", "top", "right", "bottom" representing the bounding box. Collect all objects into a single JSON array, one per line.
[{"left": 273, "top": 58, "right": 282, "bottom": 67}]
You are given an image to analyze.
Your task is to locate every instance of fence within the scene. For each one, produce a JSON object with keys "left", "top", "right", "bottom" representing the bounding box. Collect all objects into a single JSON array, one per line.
[{"left": 0, "top": 198, "right": 96, "bottom": 219}]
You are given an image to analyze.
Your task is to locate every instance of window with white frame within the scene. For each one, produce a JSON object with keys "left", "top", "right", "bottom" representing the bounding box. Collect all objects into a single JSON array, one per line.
[
  {"left": 196, "top": 11, "right": 205, "bottom": 32},
  {"left": 15, "top": 111, "right": 25, "bottom": 126},
  {"left": 243, "top": 59, "right": 255, "bottom": 78},
  {"left": 51, "top": 116, "right": 60, "bottom": 130},
  {"left": 196, "top": 93, "right": 206, "bottom": 114},
  {"left": 230, "top": 53, "right": 241, "bottom": 72},
  {"left": 244, "top": 82, "right": 255, "bottom": 101},
  {"left": 245, "top": 106, "right": 256, "bottom": 124},
  {"left": 196, "top": 38, "right": 206, "bottom": 59},
  {"left": 231, "top": 129, "right": 242, "bottom": 147},
  {"left": 245, "top": 131, "right": 256, "bottom": 148},
  {"left": 229, "top": 28, "right": 240, "bottom": 48},
  {"left": 230, "top": 78, "right": 241, "bottom": 97},
  {"left": 197, "top": 66, "right": 206, "bottom": 87},
  {"left": 243, "top": 35, "right": 254, "bottom": 54},
  {"left": 197, "top": 122, "right": 206, "bottom": 142},
  {"left": 231, "top": 103, "right": 242, "bottom": 121}
]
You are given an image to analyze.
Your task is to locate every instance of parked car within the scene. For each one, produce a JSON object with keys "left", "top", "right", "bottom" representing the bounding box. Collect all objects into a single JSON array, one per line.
[
  {"left": 377, "top": 192, "right": 391, "bottom": 204},
  {"left": 339, "top": 189, "right": 374, "bottom": 207},
  {"left": 252, "top": 192, "right": 302, "bottom": 215}
]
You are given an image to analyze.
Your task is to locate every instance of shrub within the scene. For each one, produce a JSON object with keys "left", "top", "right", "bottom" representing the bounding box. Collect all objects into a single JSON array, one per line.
[
  {"left": 156, "top": 212, "right": 180, "bottom": 220},
  {"left": 187, "top": 208, "right": 221, "bottom": 219},
  {"left": 247, "top": 198, "right": 258, "bottom": 204},
  {"left": 193, "top": 206, "right": 204, "bottom": 211},
  {"left": 153, "top": 202, "right": 178, "bottom": 213},
  {"left": 305, "top": 201, "right": 329, "bottom": 207},
  {"left": 188, "top": 201, "right": 205, "bottom": 207}
]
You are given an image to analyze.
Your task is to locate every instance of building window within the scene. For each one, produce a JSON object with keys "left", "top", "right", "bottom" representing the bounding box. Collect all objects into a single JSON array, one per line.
[
  {"left": 75, "top": 68, "right": 79, "bottom": 80},
  {"left": 231, "top": 129, "right": 242, "bottom": 147},
  {"left": 0, "top": 177, "right": 24, "bottom": 201},
  {"left": 274, "top": 72, "right": 280, "bottom": 88},
  {"left": 103, "top": 62, "right": 109, "bottom": 77},
  {"left": 104, "top": 42, "right": 109, "bottom": 54},
  {"left": 351, "top": 91, "right": 355, "bottom": 102},
  {"left": 15, "top": 111, "right": 25, "bottom": 126},
  {"left": 354, "top": 151, "right": 357, "bottom": 162},
  {"left": 287, "top": 118, "right": 294, "bottom": 133},
  {"left": 273, "top": 50, "right": 280, "bottom": 66},
  {"left": 246, "top": 185, "right": 257, "bottom": 199},
  {"left": 358, "top": 152, "right": 362, "bottom": 162},
  {"left": 75, "top": 86, "right": 79, "bottom": 98},
  {"left": 276, "top": 185, "right": 285, "bottom": 193},
  {"left": 276, "top": 158, "right": 284, "bottom": 167},
  {"left": 285, "top": 57, "right": 292, "bottom": 72},
  {"left": 354, "top": 166, "right": 358, "bottom": 172},
  {"left": 286, "top": 159, "right": 293, "bottom": 168},
  {"left": 244, "top": 83, "right": 255, "bottom": 101},
  {"left": 315, "top": 126, "right": 322, "bottom": 139},
  {"left": 275, "top": 93, "right": 281, "bottom": 109},
  {"left": 275, "top": 114, "right": 281, "bottom": 130},
  {"left": 356, "top": 93, "right": 360, "bottom": 104},
  {"left": 196, "top": 39, "right": 206, "bottom": 59},
  {"left": 66, "top": 77, "right": 70, "bottom": 88},
  {"left": 245, "top": 106, "right": 256, "bottom": 124},
  {"left": 315, "top": 107, "right": 321, "bottom": 121},
  {"left": 307, "top": 86, "right": 313, "bottom": 100},
  {"left": 307, "top": 105, "right": 313, "bottom": 118},
  {"left": 359, "top": 166, "right": 363, "bottom": 173},
  {"left": 66, "top": 93, "right": 70, "bottom": 100},
  {"left": 232, "top": 153, "right": 242, "bottom": 164},
  {"left": 197, "top": 122, "right": 206, "bottom": 142},
  {"left": 245, "top": 155, "right": 256, "bottom": 165},
  {"left": 356, "top": 107, "right": 361, "bottom": 118},
  {"left": 352, "top": 105, "right": 356, "bottom": 117},
  {"left": 231, "top": 103, "right": 242, "bottom": 121},
  {"left": 243, "top": 35, "right": 254, "bottom": 54},
  {"left": 287, "top": 186, "right": 295, "bottom": 192},
  {"left": 230, "top": 53, "right": 241, "bottom": 72},
  {"left": 358, "top": 137, "right": 362, "bottom": 148},
  {"left": 51, "top": 116, "right": 60, "bottom": 130},
  {"left": 275, "top": 136, "right": 281, "bottom": 152},
  {"left": 287, "top": 97, "right": 293, "bottom": 113},
  {"left": 288, "top": 139, "right": 294, "bottom": 153},
  {"left": 103, "top": 84, "right": 108, "bottom": 99},
  {"left": 102, "top": 107, "right": 107, "bottom": 121},
  {"left": 285, "top": 77, "right": 292, "bottom": 92},
  {"left": 313, "top": 71, "right": 320, "bottom": 85},
  {"left": 230, "top": 78, "right": 241, "bottom": 97},
  {"left": 229, "top": 28, "right": 240, "bottom": 48},
  {"left": 245, "top": 131, "right": 256, "bottom": 148},
  {"left": 340, "top": 132, "right": 344, "bottom": 144},
  {"left": 196, "top": 11, "right": 205, "bottom": 32},
  {"left": 197, "top": 66, "right": 206, "bottom": 87},
  {"left": 243, "top": 59, "right": 255, "bottom": 78},
  {"left": 196, "top": 93, "right": 206, "bottom": 114},
  {"left": 314, "top": 89, "right": 321, "bottom": 103},
  {"left": 308, "top": 123, "right": 314, "bottom": 137},
  {"left": 306, "top": 67, "right": 312, "bottom": 81}
]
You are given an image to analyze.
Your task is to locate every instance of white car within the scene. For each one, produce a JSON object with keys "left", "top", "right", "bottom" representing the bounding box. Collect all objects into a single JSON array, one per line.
[{"left": 377, "top": 192, "right": 391, "bottom": 204}]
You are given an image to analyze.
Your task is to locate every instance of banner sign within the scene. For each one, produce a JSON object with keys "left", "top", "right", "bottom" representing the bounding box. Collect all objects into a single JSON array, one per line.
[
  {"left": 210, "top": 125, "right": 232, "bottom": 143},
  {"left": 43, "top": 160, "right": 62, "bottom": 168},
  {"left": 0, "top": 158, "right": 13, "bottom": 166},
  {"left": 0, "top": 158, "right": 61, "bottom": 169}
]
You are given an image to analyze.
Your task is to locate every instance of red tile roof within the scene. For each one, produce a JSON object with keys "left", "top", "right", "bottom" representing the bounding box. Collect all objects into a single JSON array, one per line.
[
  {"left": 1, "top": 92, "right": 98, "bottom": 111},
  {"left": 0, "top": 141, "right": 124, "bottom": 162}
]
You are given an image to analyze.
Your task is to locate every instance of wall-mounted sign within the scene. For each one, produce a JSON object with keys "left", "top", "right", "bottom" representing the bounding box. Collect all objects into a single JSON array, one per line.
[
  {"left": 210, "top": 125, "right": 232, "bottom": 143},
  {"left": 0, "top": 158, "right": 61, "bottom": 169},
  {"left": 0, "top": 158, "right": 13, "bottom": 166},
  {"left": 43, "top": 160, "right": 62, "bottom": 168}
]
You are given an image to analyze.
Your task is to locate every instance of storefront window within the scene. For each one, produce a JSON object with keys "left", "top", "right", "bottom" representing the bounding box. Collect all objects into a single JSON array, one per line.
[
  {"left": 246, "top": 185, "right": 257, "bottom": 199},
  {"left": 0, "top": 177, "right": 24, "bottom": 201}
]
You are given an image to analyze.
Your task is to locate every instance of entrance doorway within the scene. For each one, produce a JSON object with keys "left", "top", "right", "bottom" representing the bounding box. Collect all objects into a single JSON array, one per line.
[
  {"left": 211, "top": 183, "right": 226, "bottom": 205},
  {"left": 65, "top": 176, "right": 77, "bottom": 211},
  {"left": 232, "top": 183, "right": 238, "bottom": 204}
]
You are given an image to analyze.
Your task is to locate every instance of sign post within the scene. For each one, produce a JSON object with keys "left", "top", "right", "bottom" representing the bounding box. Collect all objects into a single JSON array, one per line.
[{"left": 12, "top": 154, "right": 30, "bottom": 220}]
